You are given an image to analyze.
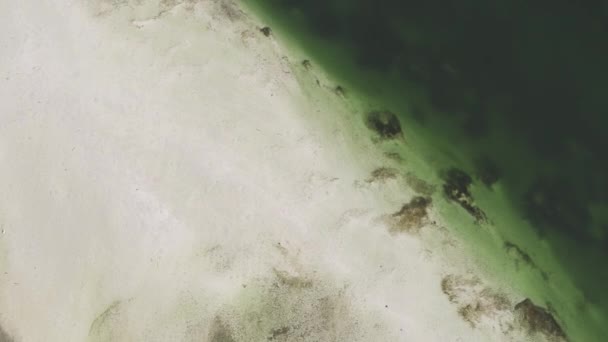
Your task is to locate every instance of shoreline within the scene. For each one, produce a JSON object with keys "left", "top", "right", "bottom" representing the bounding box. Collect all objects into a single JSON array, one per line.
[{"left": 0, "top": 0, "right": 603, "bottom": 341}]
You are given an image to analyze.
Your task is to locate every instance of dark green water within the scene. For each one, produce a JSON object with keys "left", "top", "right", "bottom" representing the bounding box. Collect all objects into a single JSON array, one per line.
[{"left": 245, "top": 1, "right": 608, "bottom": 340}]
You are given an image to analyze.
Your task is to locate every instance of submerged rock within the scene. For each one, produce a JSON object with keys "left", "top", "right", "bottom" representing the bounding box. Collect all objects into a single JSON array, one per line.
[
  {"left": 334, "top": 85, "right": 346, "bottom": 97},
  {"left": 365, "top": 110, "right": 402, "bottom": 139},
  {"left": 514, "top": 298, "right": 567, "bottom": 341}
]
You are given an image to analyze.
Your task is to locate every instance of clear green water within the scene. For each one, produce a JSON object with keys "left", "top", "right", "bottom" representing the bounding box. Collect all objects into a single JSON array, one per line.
[{"left": 243, "top": 1, "right": 608, "bottom": 340}]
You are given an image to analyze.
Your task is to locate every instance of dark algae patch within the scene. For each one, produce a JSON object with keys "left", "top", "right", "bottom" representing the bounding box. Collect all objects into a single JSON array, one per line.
[
  {"left": 504, "top": 241, "right": 549, "bottom": 281},
  {"left": 259, "top": 26, "right": 272, "bottom": 37},
  {"left": 334, "top": 85, "right": 346, "bottom": 97},
  {"left": 301, "top": 59, "right": 312, "bottom": 69},
  {"left": 441, "top": 168, "right": 486, "bottom": 222},
  {"left": 364, "top": 110, "right": 402, "bottom": 140},
  {"left": 246, "top": 0, "right": 608, "bottom": 339}
]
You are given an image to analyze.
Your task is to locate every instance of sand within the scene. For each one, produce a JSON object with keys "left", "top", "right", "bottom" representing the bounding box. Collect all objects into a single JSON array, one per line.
[{"left": 0, "top": 1, "right": 559, "bottom": 341}]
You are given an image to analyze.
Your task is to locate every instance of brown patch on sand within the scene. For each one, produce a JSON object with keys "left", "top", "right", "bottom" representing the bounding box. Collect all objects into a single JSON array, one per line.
[
  {"left": 366, "top": 167, "right": 398, "bottom": 183},
  {"left": 389, "top": 196, "right": 432, "bottom": 233},
  {"left": 217, "top": 269, "right": 373, "bottom": 341},
  {"left": 384, "top": 152, "right": 403, "bottom": 162},
  {"left": 273, "top": 269, "right": 314, "bottom": 289},
  {"left": 209, "top": 317, "right": 236, "bottom": 342},
  {"left": 441, "top": 274, "right": 511, "bottom": 329}
]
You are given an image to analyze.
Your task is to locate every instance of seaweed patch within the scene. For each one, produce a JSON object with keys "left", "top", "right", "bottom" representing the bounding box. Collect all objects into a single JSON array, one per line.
[
  {"left": 260, "top": 26, "right": 272, "bottom": 37},
  {"left": 366, "top": 167, "right": 398, "bottom": 183},
  {"left": 441, "top": 168, "right": 487, "bottom": 222},
  {"left": 441, "top": 274, "right": 511, "bottom": 329},
  {"left": 389, "top": 196, "right": 432, "bottom": 233},
  {"left": 504, "top": 241, "right": 549, "bottom": 281},
  {"left": 365, "top": 110, "right": 402, "bottom": 139}
]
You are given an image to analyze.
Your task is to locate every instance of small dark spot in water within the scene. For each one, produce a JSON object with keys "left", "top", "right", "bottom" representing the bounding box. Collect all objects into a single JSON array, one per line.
[
  {"left": 474, "top": 156, "right": 501, "bottom": 187},
  {"left": 334, "top": 85, "right": 345, "bottom": 97},
  {"left": 260, "top": 26, "right": 272, "bottom": 37},
  {"left": 442, "top": 168, "right": 486, "bottom": 222},
  {"left": 503, "top": 241, "right": 548, "bottom": 280},
  {"left": 504, "top": 241, "right": 534, "bottom": 266},
  {"left": 365, "top": 110, "right": 402, "bottom": 139},
  {"left": 384, "top": 152, "right": 403, "bottom": 161},
  {"left": 540, "top": 271, "right": 549, "bottom": 282},
  {"left": 390, "top": 196, "right": 432, "bottom": 233},
  {"left": 514, "top": 298, "right": 567, "bottom": 340},
  {"left": 405, "top": 172, "right": 436, "bottom": 196},
  {"left": 302, "top": 59, "right": 312, "bottom": 69}
]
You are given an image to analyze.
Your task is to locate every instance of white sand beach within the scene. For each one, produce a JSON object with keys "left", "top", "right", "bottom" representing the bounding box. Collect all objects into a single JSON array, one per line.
[{"left": 0, "top": 1, "right": 559, "bottom": 341}]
